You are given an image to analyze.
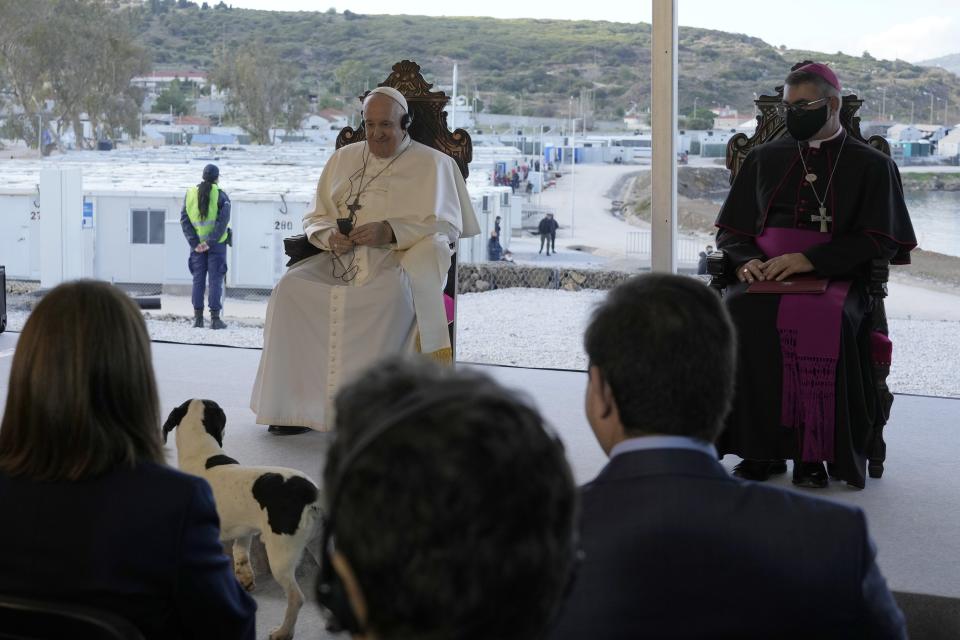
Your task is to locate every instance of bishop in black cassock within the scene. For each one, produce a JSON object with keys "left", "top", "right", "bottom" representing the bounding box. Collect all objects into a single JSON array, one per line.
[{"left": 715, "top": 62, "right": 916, "bottom": 489}]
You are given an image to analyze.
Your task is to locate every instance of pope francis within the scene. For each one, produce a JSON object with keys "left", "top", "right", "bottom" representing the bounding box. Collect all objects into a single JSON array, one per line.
[{"left": 251, "top": 87, "right": 479, "bottom": 434}]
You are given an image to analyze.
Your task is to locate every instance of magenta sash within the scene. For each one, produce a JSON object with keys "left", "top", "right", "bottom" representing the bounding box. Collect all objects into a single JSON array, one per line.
[{"left": 755, "top": 229, "right": 851, "bottom": 462}]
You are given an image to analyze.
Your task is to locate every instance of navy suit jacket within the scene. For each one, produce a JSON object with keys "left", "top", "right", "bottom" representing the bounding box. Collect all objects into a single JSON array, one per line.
[
  {"left": 550, "top": 448, "right": 905, "bottom": 639},
  {"left": 0, "top": 461, "right": 256, "bottom": 639}
]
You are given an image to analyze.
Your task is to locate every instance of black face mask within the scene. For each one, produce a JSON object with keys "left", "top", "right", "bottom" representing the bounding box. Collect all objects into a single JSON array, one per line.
[{"left": 786, "top": 104, "right": 829, "bottom": 141}]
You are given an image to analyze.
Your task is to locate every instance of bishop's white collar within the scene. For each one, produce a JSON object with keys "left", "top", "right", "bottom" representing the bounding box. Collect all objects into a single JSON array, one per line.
[{"left": 807, "top": 124, "right": 843, "bottom": 149}]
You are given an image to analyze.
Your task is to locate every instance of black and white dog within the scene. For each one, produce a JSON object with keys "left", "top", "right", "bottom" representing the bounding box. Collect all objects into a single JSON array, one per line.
[{"left": 163, "top": 399, "right": 322, "bottom": 640}]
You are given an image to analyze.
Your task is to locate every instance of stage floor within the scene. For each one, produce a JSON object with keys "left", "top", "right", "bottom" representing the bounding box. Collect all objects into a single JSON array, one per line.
[{"left": 1, "top": 333, "right": 958, "bottom": 638}]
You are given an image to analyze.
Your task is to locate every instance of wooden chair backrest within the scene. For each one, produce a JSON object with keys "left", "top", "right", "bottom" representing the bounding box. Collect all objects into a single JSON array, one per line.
[{"left": 336, "top": 59, "right": 472, "bottom": 180}]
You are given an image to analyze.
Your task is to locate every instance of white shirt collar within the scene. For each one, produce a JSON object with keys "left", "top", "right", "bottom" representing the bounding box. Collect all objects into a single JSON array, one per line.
[
  {"left": 807, "top": 125, "right": 843, "bottom": 149},
  {"left": 609, "top": 434, "right": 718, "bottom": 460}
]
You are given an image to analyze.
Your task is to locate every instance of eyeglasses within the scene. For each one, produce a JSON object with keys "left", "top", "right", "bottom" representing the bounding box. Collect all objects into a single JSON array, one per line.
[{"left": 775, "top": 97, "right": 830, "bottom": 117}]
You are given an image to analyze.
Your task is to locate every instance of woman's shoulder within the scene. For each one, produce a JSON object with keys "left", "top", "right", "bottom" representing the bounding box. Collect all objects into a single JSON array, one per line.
[
  {"left": 0, "top": 462, "right": 212, "bottom": 517},
  {"left": 112, "top": 461, "right": 211, "bottom": 501}
]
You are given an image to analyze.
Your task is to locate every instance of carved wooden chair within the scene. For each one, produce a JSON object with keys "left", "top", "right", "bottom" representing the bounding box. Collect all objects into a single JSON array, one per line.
[
  {"left": 706, "top": 79, "right": 894, "bottom": 479},
  {"left": 284, "top": 60, "right": 472, "bottom": 358}
]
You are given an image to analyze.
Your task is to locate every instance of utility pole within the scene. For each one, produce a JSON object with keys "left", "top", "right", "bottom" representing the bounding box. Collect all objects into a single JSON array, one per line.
[
  {"left": 881, "top": 87, "right": 886, "bottom": 121},
  {"left": 538, "top": 124, "right": 544, "bottom": 207},
  {"left": 930, "top": 92, "right": 935, "bottom": 123},
  {"left": 570, "top": 118, "right": 577, "bottom": 238},
  {"left": 451, "top": 63, "right": 458, "bottom": 131},
  {"left": 37, "top": 114, "right": 42, "bottom": 157}
]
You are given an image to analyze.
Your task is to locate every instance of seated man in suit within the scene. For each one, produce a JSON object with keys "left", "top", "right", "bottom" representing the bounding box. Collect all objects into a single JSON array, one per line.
[
  {"left": 549, "top": 273, "right": 905, "bottom": 639},
  {"left": 317, "top": 356, "right": 578, "bottom": 640}
]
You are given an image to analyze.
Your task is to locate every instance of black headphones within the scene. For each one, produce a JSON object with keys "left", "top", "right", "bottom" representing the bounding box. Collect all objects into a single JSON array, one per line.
[
  {"left": 360, "top": 90, "right": 413, "bottom": 132},
  {"left": 315, "top": 389, "right": 582, "bottom": 635},
  {"left": 315, "top": 391, "right": 457, "bottom": 633}
]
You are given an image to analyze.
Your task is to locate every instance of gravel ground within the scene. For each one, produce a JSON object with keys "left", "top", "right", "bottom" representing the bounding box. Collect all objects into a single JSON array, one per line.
[{"left": 5, "top": 287, "right": 958, "bottom": 397}]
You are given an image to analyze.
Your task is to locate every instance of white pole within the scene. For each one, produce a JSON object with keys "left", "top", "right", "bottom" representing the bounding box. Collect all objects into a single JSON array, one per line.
[
  {"left": 539, "top": 124, "right": 544, "bottom": 207},
  {"left": 651, "top": 0, "right": 678, "bottom": 273},
  {"left": 570, "top": 117, "right": 576, "bottom": 238},
  {"left": 451, "top": 63, "right": 458, "bottom": 131}
]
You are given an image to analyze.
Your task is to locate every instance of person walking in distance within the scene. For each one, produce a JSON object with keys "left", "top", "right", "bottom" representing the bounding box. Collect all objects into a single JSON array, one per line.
[{"left": 539, "top": 213, "right": 559, "bottom": 256}]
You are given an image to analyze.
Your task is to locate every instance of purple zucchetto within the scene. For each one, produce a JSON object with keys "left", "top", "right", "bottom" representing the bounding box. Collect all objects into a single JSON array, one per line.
[{"left": 794, "top": 62, "right": 841, "bottom": 91}]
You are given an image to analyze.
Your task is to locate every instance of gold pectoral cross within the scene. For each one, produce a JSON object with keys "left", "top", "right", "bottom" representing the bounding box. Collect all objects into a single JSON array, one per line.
[{"left": 811, "top": 207, "right": 832, "bottom": 233}]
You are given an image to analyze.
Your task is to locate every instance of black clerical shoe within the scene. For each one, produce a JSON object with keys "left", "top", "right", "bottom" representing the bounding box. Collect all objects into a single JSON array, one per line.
[
  {"left": 732, "top": 459, "right": 787, "bottom": 481},
  {"left": 268, "top": 425, "right": 312, "bottom": 436},
  {"left": 792, "top": 461, "right": 829, "bottom": 489}
]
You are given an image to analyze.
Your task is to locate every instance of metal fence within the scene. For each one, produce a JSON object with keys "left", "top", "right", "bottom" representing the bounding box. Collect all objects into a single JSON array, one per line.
[{"left": 625, "top": 230, "right": 703, "bottom": 264}]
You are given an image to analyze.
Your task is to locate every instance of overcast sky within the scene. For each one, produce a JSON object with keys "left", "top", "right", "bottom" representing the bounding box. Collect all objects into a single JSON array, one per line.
[{"left": 223, "top": 0, "right": 959, "bottom": 63}]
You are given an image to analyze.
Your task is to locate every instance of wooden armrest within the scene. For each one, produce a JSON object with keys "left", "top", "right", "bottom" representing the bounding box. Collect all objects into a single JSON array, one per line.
[
  {"left": 869, "top": 258, "right": 889, "bottom": 299},
  {"left": 706, "top": 250, "right": 728, "bottom": 294}
]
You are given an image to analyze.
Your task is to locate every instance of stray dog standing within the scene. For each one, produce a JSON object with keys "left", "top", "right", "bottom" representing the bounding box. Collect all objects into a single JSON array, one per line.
[{"left": 163, "top": 399, "right": 322, "bottom": 640}]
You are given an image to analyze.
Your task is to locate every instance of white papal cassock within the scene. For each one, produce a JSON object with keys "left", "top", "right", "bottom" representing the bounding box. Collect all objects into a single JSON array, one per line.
[{"left": 250, "top": 136, "right": 479, "bottom": 431}]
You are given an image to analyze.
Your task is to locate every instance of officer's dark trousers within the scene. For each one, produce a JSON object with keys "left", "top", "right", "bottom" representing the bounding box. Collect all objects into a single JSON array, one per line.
[
  {"left": 188, "top": 243, "right": 227, "bottom": 312},
  {"left": 540, "top": 235, "right": 551, "bottom": 254}
]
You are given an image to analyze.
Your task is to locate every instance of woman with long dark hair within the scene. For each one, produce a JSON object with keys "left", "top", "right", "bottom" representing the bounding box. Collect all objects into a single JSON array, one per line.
[
  {"left": 0, "top": 280, "right": 256, "bottom": 638},
  {"left": 180, "top": 163, "right": 231, "bottom": 329}
]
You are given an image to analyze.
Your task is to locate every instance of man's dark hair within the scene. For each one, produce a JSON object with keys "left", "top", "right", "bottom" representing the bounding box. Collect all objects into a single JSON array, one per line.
[
  {"left": 584, "top": 273, "right": 736, "bottom": 442},
  {"left": 326, "top": 357, "right": 577, "bottom": 640}
]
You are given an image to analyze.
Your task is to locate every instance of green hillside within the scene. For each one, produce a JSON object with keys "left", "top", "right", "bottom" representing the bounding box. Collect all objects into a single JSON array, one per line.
[{"left": 132, "top": 2, "right": 960, "bottom": 124}]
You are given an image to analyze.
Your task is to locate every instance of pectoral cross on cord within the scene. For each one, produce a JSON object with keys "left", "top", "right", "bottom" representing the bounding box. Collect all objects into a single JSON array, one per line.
[
  {"left": 811, "top": 207, "right": 832, "bottom": 233},
  {"left": 797, "top": 132, "right": 847, "bottom": 234},
  {"left": 346, "top": 197, "right": 362, "bottom": 216}
]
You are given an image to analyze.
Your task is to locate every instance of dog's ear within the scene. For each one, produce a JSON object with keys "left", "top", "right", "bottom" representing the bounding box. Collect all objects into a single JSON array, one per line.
[
  {"left": 201, "top": 399, "right": 227, "bottom": 448},
  {"left": 162, "top": 399, "right": 193, "bottom": 443}
]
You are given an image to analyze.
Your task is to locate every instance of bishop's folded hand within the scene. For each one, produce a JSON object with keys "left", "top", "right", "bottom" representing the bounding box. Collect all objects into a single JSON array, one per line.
[
  {"left": 737, "top": 259, "right": 766, "bottom": 283},
  {"left": 760, "top": 253, "right": 814, "bottom": 281}
]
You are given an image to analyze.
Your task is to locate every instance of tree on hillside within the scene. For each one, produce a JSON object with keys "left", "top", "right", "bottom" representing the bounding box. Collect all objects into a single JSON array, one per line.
[
  {"left": 684, "top": 115, "right": 715, "bottom": 130},
  {"left": 0, "top": 0, "right": 53, "bottom": 148},
  {"left": 213, "top": 46, "right": 295, "bottom": 144},
  {"left": 43, "top": 0, "right": 149, "bottom": 148},
  {"left": 81, "top": 10, "right": 151, "bottom": 140},
  {"left": 0, "top": 0, "right": 148, "bottom": 149},
  {"left": 153, "top": 78, "right": 193, "bottom": 116},
  {"left": 488, "top": 94, "right": 514, "bottom": 114},
  {"left": 334, "top": 60, "right": 373, "bottom": 100},
  {"left": 282, "top": 95, "right": 310, "bottom": 135}
]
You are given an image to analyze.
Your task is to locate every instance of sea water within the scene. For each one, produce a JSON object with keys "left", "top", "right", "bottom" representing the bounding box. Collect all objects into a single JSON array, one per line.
[{"left": 904, "top": 191, "right": 960, "bottom": 258}]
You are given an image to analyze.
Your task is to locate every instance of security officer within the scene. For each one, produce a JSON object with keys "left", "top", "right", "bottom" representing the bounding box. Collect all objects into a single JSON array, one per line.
[{"left": 180, "top": 163, "right": 231, "bottom": 329}]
